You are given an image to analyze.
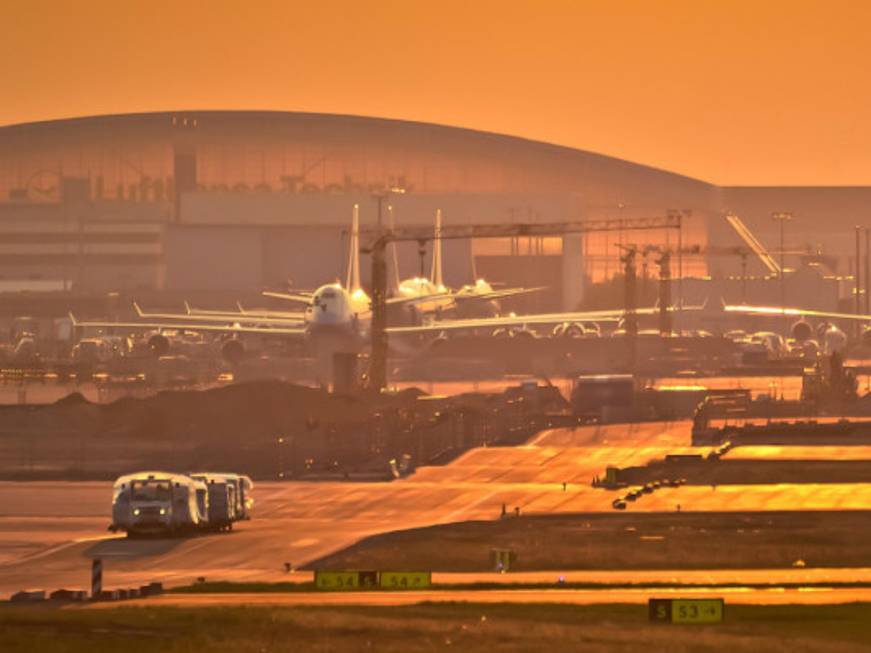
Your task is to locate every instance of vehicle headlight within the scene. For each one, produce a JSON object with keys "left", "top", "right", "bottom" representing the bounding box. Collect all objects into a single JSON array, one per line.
[
  {"left": 133, "top": 508, "right": 140, "bottom": 516},
  {"left": 159, "top": 508, "right": 167, "bottom": 515}
]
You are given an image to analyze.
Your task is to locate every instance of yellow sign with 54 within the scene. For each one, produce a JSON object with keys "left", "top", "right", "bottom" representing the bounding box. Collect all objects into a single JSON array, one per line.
[{"left": 379, "top": 571, "right": 432, "bottom": 590}]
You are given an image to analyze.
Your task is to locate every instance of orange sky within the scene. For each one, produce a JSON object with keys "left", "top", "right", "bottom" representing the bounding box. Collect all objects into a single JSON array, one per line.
[{"left": 2, "top": 0, "right": 869, "bottom": 185}]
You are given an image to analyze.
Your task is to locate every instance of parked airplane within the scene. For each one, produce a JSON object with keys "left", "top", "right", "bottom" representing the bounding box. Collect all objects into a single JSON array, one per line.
[
  {"left": 265, "top": 208, "right": 543, "bottom": 321},
  {"left": 389, "top": 209, "right": 545, "bottom": 319},
  {"left": 724, "top": 303, "right": 871, "bottom": 351},
  {"left": 69, "top": 205, "right": 700, "bottom": 377}
]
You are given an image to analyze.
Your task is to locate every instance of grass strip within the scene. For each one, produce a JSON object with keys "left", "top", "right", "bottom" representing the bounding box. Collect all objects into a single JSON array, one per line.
[{"left": 168, "top": 579, "right": 871, "bottom": 594}]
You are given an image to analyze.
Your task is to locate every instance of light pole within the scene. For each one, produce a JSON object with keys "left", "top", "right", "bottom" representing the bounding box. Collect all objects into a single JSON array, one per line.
[
  {"left": 771, "top": 212, "right": 792, "bottom": 332},
  {"left": 857, "top": 225, "right": 863, "bottom": 325},
  {"left": 865, "top": 226, "right": 870, "bottom": 315},
  {"left": 373, "top": 187, "right": 406, "bottom": 232},
  {"left": 369, "top": 187, "right": 405, "bottom": 392}
]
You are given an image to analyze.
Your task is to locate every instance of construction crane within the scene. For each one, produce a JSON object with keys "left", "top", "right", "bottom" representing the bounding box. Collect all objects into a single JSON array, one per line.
[
  {"left": 362, "top": 215, "right": 683, "bottom": 391},
  {"left": 644, "top": 241, "right": 765, "bottom": 303}
]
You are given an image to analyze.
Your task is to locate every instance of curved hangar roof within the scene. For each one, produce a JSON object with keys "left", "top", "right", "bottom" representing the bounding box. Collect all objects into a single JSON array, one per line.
[{"left": 0, "top": 111, "right": 715, "bottom": 209}]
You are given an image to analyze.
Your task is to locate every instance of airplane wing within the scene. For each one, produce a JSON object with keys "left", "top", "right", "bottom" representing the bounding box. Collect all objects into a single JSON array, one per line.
[
  {"left": 69, "top": 313, "right": 307, "bottom": 337},
  {"left": 386, "top": 310, "right": 624, "bottom": 335},
  {"left": 134, "top": 302, "right": 305, "bottom": 325},
  {"left": 236, "top": 302, "right": 306, "bottom": 320},
  {"left": 386, "top": 303, "right": 707, "bottom": 336},
  {"left": 262, "top": 290, "right": 314, "bottom": 304},
  {"left": 725, "top": 304, "right": 871, "bottom": 322},
  {"left": 454, "top": 286, "right": 548, "bottom": 303},
  {"left": 385, "top": 293, "right": 453, "bottom": 307}
]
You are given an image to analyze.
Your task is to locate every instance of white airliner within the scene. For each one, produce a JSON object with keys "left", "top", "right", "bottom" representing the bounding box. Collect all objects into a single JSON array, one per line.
[
  {"left": 262, "top": 207, "right": 543, "bottom": 320},
  {"left": 69, "top": 205, "right": 706, "bottom": 367},
  {"left": 390, "top": 209, "right": 546, "bottom": 319}
]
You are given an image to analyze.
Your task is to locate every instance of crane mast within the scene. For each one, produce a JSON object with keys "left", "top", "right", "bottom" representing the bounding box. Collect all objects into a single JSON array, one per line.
[{"left": 363, "top": 215, "right": 683, "bottom": 392}]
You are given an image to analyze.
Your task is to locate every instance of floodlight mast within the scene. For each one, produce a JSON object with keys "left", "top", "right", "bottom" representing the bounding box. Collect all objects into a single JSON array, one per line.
[{"left": 362, "top": 214, "right": 683, "bottom": 392}]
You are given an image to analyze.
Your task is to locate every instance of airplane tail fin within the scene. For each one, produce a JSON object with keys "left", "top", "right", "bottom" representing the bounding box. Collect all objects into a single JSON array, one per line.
[
  {"left": 387, "top": 204, "right": 401, "bottom": 293},
  {"left": 184, "top": 300, "right": 192, "bottom": 315},
  {"left": 431, "top": 208, "right": 444, "bottom": 290},
  {"left": 133, "top": 301, "right": 144, "bottom": 317},
  {"left": 346, "top": 204, "right": 362, "bottom": 292},
  {"left": 469, "top": 233, "right": 478, "bottom": 282}
]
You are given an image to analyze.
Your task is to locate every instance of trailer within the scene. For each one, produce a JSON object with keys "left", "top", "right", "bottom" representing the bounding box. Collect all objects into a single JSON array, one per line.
[{"left": 189, "top": 472, "right": 254, "bottom": 531}]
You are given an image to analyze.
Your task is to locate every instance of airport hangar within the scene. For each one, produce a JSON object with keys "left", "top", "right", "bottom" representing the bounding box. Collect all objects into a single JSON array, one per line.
[{"left": 0, "top": 111, "right": 867, "bottom": 322}]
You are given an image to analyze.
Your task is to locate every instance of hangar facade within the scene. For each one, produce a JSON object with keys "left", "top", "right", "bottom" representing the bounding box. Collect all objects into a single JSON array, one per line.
[{"left": 0, "top": 111, "right": 866, "bottom": 312}]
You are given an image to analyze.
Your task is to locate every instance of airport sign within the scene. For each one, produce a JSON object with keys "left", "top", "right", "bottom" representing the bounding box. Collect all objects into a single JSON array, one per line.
[
  {"left": 314, "top": 571, "right": 362, "bottom": 591},
  {"left": 379, "top": 571, "right": 432, "bottom": 590},
  {"left": 649, "top": 598, "right": 724, "bottom": 624}
]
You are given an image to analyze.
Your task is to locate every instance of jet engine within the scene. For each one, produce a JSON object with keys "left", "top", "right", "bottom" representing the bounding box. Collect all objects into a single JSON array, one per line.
[
  {"left": 147, "top": 334, "right": 171, "bottom": 358},
  {"left": 511, "top": 328, "right": 536, "bottom": 339},
  {"left": 823, "top": 325, "right": 848, "bottom": 355},
  {"left": 791, "top": 320, "right": 813, "bottom": 342},
  {"left": 221, "top": 339, "right": 245, "bottom": 364},
  {"left": 552, "top": 322, "right": 585, "bottom": 338},
  {"left": 801, "top": 339, "right": 820, "bottom": 358},
  {"left": 582, "top": 322, "right": 602, "bottom": 337}
]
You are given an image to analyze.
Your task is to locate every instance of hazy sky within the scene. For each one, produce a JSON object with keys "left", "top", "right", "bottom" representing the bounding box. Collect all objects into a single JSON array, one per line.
[{"left": 2, "top": 1, "right": 869, "bottom": 185}]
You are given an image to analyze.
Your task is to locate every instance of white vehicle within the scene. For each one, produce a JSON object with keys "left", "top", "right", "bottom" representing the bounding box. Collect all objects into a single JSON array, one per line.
[
  {"left": 189, "top": 472, "right": 254, "bottom": 531},
  {"left": 109, "top": 471, "right": 252, "bottom": 536}
]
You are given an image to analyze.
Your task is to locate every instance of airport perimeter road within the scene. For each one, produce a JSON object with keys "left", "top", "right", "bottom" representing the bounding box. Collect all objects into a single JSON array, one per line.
[
  {"left": 81, "top": 587, "right": 871, "bottom": 609},
  {"left": 4, "top": 421, "right": 871, "bottom": 597}
]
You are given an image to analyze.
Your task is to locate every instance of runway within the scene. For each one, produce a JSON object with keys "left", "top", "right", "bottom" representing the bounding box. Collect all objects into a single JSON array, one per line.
[
  {"left": 3, "top": 420, "right": 871, "bottom": 599},
  {"left": 80, "top": 587, "right": 871, "bottom": 608}
]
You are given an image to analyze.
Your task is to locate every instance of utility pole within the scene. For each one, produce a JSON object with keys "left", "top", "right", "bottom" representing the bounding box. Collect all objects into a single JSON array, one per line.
[
  {"left": 771, "top": 212, "right": 793, "bottom": 333},
  {"left": 619, "top": 245, "right": 638, "bottom": 371},
  {"left": 865, "top": 226, "right": 870, "bottom": 315},
  {"left": 368, "top": 188, "right": 405, "bottom": 392},
  {"left": 856, "top": 225, "right": 862, "bottom": 331},
  {"left": 667, "top": 209, "right": 687, "bottom": 333},
  {"left": 657, "top": 250, "right": 672, "bottom": 336}
]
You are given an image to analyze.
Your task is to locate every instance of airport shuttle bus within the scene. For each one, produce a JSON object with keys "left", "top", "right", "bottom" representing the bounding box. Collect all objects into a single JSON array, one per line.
[{"left": 110, "top": 471, "right": 252, "bottom": 536}]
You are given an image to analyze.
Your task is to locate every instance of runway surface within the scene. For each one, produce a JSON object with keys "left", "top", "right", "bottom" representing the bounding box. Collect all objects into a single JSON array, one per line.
[
  {"left": 3, "top": 420, "right": 871, "bottom": 599},
  {"left": 80, "top": 587, "right": 871, "bottom": 608}
]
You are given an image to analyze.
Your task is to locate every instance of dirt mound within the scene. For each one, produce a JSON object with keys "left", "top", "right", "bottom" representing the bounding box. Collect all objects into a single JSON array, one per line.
[
  {"left": 53, "top": 392, "right": 90, "bottom": 407},
  {"left": 0, "top": 380, "right": 563, "bottom": 480}
]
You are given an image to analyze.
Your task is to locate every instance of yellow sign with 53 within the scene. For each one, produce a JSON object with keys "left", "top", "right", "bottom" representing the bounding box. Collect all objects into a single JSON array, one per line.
[{"left": 671, "top": 599, "right": 724, "bottom": 624}]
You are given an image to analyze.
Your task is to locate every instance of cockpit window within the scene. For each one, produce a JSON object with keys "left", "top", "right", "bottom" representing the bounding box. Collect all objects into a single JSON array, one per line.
[{"left": 321, "top": 290, "right": 336, "bottom": 299}]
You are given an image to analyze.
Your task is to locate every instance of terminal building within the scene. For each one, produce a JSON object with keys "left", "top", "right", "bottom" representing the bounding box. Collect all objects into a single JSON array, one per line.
[{"left": 0, "top": 111, "right": 867, "bottom": 314}]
